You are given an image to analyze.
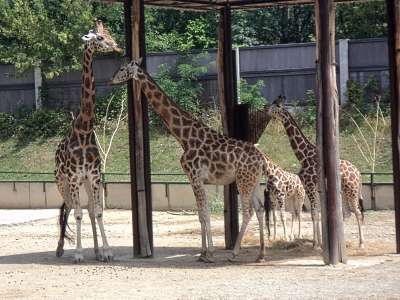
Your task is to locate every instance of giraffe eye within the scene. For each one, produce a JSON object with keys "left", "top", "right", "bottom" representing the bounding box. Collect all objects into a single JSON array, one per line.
[{"left": 97, "top": 36, "right": 104, "bottom": 41}]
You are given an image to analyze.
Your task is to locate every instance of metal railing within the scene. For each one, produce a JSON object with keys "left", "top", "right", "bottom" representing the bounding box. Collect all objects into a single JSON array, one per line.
[{"left": 0, "top": 171, "right": 393, "bottom": 184}]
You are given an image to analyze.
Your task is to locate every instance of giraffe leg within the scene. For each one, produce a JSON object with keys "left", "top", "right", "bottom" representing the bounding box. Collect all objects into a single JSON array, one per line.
[
  {"left": 69, "top": 181, "right": 84, "bottom": 263},
  {"left": 297, "top": 209, "right": 302, "bottom": 239},
  {"left": 56, "top": 175, "right": 71, "bottom": 257},
  {"left": 229, "top": 195, "right": 253, "bottom": 261},
  {"left": 307, "top": 190, "right": 321, "bottom": 248},
  {"left": 91, "top": 174, "right": 113, "bottom": 262},
  {"left": 252, "top": 183, "right": 266, "bottom": 262},
  {"left": 84, "top": 180, "right": 100, "bottom": 260},
  {"left": 347, "top": 193, "right": 365, "bottom": 249},
  {"left": 189, "top": 179, "right": 214, "bottom": 262},
  {"left": 279, "top": 208, "right": 287, "bottom": 241},
  {"left": 273, "top": 207, "right": 277, "bottom": 240},
  {"left": 290, "top": 212, "right": 295, "bottom": 240}
]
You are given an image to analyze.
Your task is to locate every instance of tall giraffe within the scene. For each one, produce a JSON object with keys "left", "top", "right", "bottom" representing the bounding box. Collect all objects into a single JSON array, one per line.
[
  {"left": 266, "top": 97, "right": 365, "bottom": 249},
  {"left": 110, "top": 59, "right": 281, "bottom": 262},
  {"left": 55, "top": 21, "right": 121, "bottom": 263}
]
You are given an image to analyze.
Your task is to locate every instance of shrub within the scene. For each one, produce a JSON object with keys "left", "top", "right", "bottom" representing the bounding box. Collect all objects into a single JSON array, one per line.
[
  {"left": 239, "top": 79, "right": 267, "bottom": 109},
  {"left": 0, "top": 112, "right": 16, "bottom": 140}
]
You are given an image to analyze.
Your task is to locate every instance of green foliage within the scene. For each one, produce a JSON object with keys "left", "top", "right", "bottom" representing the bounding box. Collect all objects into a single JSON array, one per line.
[
  {"left": 0, "top": 112, "right": 16, "bottom": 140},
  {"left": 239, "top": 79, "right": 267, "bottom": 109},
  {"left": 152, "top": 55, "right": 208, "bottom": 128},
  {"left": 336, "top": 1, "right": 387, "bottom": 39},
  {"left": 145, "top": 9, "right": 217, "bottom": 53},
  {"left": 296, "top": 90, "right": 317, "bottom": 128},
  {"left": 0, "top": 0, "right": 93, "bottom": 79},
  {"left": 0, "top": 108, "right": 70, "bottom": 143},
  {"left": 96, "top": 86, "right": 127, "bottom": 123}
]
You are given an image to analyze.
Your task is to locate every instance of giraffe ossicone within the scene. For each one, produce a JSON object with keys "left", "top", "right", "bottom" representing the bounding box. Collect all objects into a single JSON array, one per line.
[{"left": 55, "top": 21, "right": 121, "bottom": 263}]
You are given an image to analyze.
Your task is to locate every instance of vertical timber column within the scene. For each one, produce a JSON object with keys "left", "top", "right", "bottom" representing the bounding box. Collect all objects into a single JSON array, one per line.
[
  {"left": 217, "top": 4, "right": 239, "bottom": 250},
  {"left": 386, "top": 0, "right": 400, "bottom": 253},
  {"left": 124, "top": 0, "right": 153, "bottom": 257},
  {"left": 315, "top": 0, "right": 346, "bottom": 264}
]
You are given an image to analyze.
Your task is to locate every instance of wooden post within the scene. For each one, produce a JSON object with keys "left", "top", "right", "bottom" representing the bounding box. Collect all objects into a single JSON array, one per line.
[
  {"left": 315, "top": 0, "right": 346, "bottom": 264},
  {"left": 124, "top": 0, "right": 153, "bottom": 258},
  {"left": 217, "top": 4, "right": 239, "bottom": 250},
  {"left": 386, "top": 0, "right": 400, "bottom": 253}
]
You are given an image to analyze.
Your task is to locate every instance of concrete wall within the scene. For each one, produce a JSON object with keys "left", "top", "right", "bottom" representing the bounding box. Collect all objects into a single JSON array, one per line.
[{"left": 0, "top": 181, "right": 395, "bottom": 211}]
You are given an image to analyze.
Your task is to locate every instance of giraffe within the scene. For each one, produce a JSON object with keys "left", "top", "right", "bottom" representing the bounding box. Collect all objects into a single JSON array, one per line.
[
  {"left": 55, "top": 21, "right": 122, "bottom": 263},
  {"left": 266, "top": 96, "right": 365, "bottom": 249},
  {"left": 109, "top": 58, "right": 287, "bottom": 262},
  {"left": 264, "top": 169, "right": 305, "bottom": 241}
]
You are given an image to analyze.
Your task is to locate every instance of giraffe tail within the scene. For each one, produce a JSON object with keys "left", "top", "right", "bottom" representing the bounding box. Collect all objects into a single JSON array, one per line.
[
  {"left": 58, "top": 202, "right": 73, "bottom": 243},
  {"left": 359, "top": 182, "right": 365, "bottom": 223},
  {"left": 264, "top": 189, "right": 271, "bottom": 237}
]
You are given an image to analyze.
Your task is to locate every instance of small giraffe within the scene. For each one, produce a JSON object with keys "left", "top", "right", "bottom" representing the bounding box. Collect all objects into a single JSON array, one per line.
[
  {"left": 55, "top": 21, "right": 121, "bottom": 263},
  {"left": 110, "top": 59, "right": 277, "bottom": 262},
  {"left": 264, "top": 169, "right": 305, "bottom": 241},
  {"left": 267, "top": 97, "right": 365, "bottom": 248}
]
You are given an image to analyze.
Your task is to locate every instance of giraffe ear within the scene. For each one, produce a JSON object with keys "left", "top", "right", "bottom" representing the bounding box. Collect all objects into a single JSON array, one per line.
[{"left": 134, "top": 57, "right": 143, "bottom": 66}]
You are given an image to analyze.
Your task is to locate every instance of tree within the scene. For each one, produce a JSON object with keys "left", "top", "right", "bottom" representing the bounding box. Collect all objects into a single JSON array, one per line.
[{"left": 0, "top": 0, "right": 93, "bottom": 79}]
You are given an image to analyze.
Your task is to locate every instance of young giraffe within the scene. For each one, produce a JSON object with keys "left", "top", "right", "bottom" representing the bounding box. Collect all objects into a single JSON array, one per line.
[
  {"left": 266, "top": 97, "right": 365, "bottom": 248},
  {"left": 264, "top": 169, "right": 305, "bottom": 241},
  {"left": 110, "top": 59, "right": 281, "bottom": 262},
  {"left": 55, "top": 21, "right": 121, "bottom": 263}
]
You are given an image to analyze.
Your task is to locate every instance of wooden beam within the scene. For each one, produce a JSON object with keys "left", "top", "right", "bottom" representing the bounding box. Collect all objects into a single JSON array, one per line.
[
  {"left": 315, "top": 0, "right": 346, "bottom": 264},
  {"left": 124, "top": 0, "right": 153, "bottom": 258},
  {"left": 217, "top": 5, "right": 239, "bottom": 250},
  {"left": 386, "top": 0, "right": 400, "bottom": 254}
]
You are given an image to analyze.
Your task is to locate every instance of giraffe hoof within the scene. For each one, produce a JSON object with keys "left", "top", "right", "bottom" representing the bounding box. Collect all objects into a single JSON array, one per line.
[
  {"left": 198, "top": 252, "right": 214, "bottom": 263},
  {"left": 256, "top": 256, "right": 266, "bottom": 263},
  {"left": 56, "top": 246, "right": 64, "bottom": 258},
  {"left": 74, "top": 253, "right": 84, "bottom": 263},
  {"left": 99, "top": 248, "right": 113, "bottom": 262},
  {"left": 359, "top": 243, "right": 365, "bottom": 250},
  {"left": 228, "top": 254, "right": 237, "bottom": 262}
]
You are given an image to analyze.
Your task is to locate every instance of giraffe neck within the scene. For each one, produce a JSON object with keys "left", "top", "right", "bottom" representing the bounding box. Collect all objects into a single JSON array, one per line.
[
  {"left": 75, "top": 45, "right": 95, "bottom": 132},
  {"left": 136, "top": 68, "right": 208, "bottom": 148},
  {"left": 279, "top": 108, "right": 316, "bottom": 162}
]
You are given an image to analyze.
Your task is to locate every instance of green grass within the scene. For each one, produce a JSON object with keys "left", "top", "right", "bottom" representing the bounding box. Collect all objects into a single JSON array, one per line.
[{"left": 0, "top": 116, "right": 393, "bottom": 183}]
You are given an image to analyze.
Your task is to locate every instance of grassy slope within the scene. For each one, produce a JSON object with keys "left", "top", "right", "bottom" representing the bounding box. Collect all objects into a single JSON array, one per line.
[{"left": 0, "top": 117, "right": 393, "bottom": 182}]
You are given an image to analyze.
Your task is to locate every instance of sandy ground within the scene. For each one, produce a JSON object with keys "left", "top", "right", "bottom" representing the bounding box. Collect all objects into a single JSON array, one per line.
[{"left": 0, "top": 209, "right": 399, "bottom": 299}]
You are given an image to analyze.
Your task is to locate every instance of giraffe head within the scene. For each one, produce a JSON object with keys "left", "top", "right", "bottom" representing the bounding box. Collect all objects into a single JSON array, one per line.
[
  {"left": 82, "top": 20, "right": 122, "bottom": 54},
  {"left": 109, "top": 58, "right": 144, "bottom": 84},
  {"left": 267, "top": 95, "right": 287, "bottom": 121}
]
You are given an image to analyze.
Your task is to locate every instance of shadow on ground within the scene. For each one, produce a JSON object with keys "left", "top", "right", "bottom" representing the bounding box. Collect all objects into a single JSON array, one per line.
[{"left": 0, "top": 239, "right": 328, "bottom": 269}]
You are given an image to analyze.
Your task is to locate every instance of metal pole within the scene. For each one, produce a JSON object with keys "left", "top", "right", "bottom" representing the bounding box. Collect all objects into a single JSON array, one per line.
[{"left": 235, "top": 47, "right": 241, "bottom": 104}]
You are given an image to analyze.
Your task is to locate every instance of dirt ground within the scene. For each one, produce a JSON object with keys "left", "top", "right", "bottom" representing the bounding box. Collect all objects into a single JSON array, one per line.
[{"left": 0, "top": 209, "right": 399, "bottom": 299}]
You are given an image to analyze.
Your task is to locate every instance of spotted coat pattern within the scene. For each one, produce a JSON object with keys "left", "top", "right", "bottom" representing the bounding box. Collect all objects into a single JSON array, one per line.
[
  {"left": 265, "top": 166, "right": 305, "bottom": 240},
  {"left": 110, "top": 60, "right": 287, "bottom": 262},
  {"left": 267, "top": 101, "right": 365, "bottom": 248},
  {"left": 54, "top": 21, "right": 121, "bottom": 263}
]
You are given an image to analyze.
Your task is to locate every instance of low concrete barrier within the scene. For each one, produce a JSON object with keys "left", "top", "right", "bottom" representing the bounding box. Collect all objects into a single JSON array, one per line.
[{"left": 0, "top": 181, "right": 395, "bottom": 210}]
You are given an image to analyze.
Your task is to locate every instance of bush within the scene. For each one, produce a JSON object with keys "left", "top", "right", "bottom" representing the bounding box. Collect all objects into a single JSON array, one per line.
[
  {"left": 295, "top": 90, "right": 317, "bottom": 128},
  {"left": 14, "top": 109, "right": 70, "bottom": 141},
  {"left": 0, "top": 112, "right": 16, "bottom": 140},
  {"left": 152, "top": 54, "right": 208, "bottom": 129},
  {"left": 239, "top": 79, "right": 267, "bottom": 109}
]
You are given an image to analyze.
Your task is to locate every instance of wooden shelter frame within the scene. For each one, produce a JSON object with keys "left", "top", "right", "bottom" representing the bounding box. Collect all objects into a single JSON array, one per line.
[{"left": 105, "top": 0, "right": 400, "bottom": 265}]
